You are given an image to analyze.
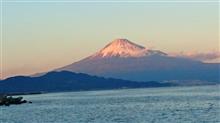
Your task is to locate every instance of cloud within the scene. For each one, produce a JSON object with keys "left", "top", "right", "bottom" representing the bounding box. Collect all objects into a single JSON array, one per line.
[{"left": 169, "top": 51, "right": 220, "bottom": 63}]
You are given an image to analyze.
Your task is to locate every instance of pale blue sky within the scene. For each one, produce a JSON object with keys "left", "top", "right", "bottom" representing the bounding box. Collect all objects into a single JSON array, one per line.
[{"left": 1, "top": 1, "right": 219, "bottom": 78}]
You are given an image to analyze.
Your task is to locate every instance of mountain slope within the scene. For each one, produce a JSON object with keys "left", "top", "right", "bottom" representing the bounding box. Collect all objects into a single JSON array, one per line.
[
  {"left": 0, "top": 71, "right": 171, "bottom": 94},
  {"left": 58, "top": 39, "right": 220, "bottom": 82}
]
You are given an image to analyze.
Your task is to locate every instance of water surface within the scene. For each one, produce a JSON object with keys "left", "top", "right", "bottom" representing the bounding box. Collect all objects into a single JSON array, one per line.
[{"left": 1, "top": 85, "right": 220, "bottom": 123}]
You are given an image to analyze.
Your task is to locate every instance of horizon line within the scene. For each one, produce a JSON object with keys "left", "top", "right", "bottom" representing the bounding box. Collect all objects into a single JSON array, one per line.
[{"left": 1, "top": 1, "right": 220, "bottom": 3}]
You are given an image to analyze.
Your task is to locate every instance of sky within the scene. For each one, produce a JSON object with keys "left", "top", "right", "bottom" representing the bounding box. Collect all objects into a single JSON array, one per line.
[{"left": 0, "top": 0, "right": 219, "bottom": 79}]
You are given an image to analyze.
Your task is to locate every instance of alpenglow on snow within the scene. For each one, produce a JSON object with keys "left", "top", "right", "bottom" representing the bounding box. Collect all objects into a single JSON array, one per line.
[{"left": 91, "top": 39, "right": 166, "bottom": 58}]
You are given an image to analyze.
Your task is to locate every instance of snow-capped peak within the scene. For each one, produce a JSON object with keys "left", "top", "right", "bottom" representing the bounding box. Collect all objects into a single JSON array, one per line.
[{"left": 92, "top": 39, "right": 166, "bottom": 58}]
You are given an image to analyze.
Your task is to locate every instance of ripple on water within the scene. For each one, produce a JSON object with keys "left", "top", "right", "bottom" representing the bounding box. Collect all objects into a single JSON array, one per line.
[{"left": 0, "top": 85, "right": 220, "bottom": 123}]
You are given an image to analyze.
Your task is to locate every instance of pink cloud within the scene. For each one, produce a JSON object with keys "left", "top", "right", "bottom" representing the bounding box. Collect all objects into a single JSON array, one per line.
[{"left": 169, "top": 51, "right": 220, "bottom": 63}]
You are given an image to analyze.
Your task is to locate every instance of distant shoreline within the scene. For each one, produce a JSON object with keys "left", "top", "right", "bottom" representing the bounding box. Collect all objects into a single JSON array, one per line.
[
  {"left": 0, "top": 92, "right": 44, "bottom": 96},
  {"left": 1, "top": 84, "right": 219, "bottom": 96}
]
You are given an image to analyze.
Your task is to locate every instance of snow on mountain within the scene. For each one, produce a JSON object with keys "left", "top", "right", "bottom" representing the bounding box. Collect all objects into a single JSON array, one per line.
[{"left": 91, "top": 39, "right": 166, "bottom": 58}]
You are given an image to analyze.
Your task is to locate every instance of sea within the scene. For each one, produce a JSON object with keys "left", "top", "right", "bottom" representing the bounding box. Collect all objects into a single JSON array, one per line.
[{"left": 1, "top": 85, "right": 220, "bottom": 123}]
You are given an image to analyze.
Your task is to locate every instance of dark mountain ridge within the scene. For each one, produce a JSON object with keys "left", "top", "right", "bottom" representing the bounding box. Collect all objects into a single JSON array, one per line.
[{"left": 0, "top": 71, "right": 172, "bottom": 94}]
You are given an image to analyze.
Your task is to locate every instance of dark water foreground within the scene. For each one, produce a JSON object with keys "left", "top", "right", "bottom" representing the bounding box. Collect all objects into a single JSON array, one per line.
[{"left": 0, "top": 85, "right": 220, "bottom": 123}]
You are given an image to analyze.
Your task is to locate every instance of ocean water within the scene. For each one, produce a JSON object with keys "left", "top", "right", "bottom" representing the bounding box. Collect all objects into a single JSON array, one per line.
[{"left": 1, "top": 85, "right": 220, "bottom": 123}]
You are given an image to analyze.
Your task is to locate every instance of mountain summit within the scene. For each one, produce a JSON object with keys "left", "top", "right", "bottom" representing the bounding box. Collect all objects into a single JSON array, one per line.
[{"left": 91, "top": 39, "right": 166, "bottom": 58}]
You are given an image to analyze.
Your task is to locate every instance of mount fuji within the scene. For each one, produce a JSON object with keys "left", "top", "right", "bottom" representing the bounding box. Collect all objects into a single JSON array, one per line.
[{"left": 57, "top": 39, "right": 219, "bottom": 83}]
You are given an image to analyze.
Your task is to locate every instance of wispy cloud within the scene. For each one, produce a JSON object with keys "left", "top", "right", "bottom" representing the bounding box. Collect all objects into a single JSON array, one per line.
[{"left": 169, "top": 51, "right": 220, "bottom": 63}]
